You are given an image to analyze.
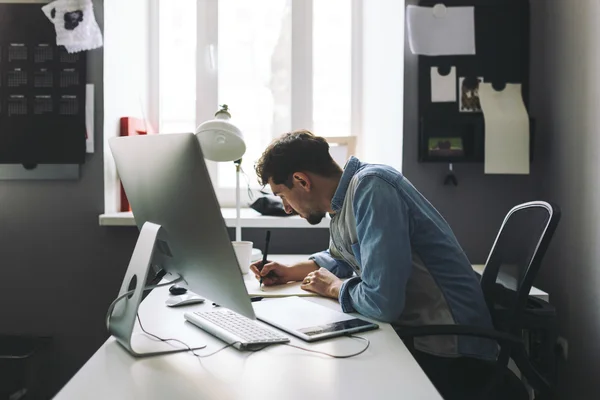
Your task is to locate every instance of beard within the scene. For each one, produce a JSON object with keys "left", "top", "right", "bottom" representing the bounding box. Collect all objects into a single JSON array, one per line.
[{"left": 305, "top": 211, "right": 326, "bottom": 225}]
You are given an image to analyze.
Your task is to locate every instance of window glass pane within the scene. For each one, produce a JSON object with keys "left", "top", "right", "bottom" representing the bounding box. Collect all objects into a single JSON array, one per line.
[
  {"left": 313, "top": 0, "right": 351, "bottom": 137},
  {"left": 217, "top": 0, "right": 292, "bottom": 188},
  {"left": 159, "top": 0, "right": 196, "bottom": 134}
]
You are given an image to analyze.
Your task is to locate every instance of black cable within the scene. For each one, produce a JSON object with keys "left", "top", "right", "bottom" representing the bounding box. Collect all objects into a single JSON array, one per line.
[
  {"left": 135, "top": 313, "right": 239, "bottom": 358},
  {"left": 105, "top": 275, "right": 184, "bottom": 331},
  {"left": 148, "top": 268, "right": 168, "bottom": 286},
  {"left": 283, "top": 334, "right": 370, "bottom": 358},
  {"left": 239, "top": 164, "right": 255, "bottom": 202}
]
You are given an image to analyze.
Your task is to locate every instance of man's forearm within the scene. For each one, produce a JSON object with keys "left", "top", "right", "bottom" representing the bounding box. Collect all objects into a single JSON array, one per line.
[{"left": 287, "top": 260, "right": 319, "bottom": 281}]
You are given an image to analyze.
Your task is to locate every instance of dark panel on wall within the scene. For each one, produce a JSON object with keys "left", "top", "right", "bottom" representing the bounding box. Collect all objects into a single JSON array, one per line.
[
  {"left": 416, "top": 0, "right": 533, "bottom": 165},
  {"left": 402, "top": 0, "right": 537, "bottom": 264},
  {"left": 0, "top": 3, "right": 86, "bottom": 165}
]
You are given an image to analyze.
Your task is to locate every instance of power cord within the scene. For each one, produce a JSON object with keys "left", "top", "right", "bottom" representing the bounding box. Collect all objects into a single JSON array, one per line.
[
  {"left": 283, "top": 335, "right": 370, "bottom": 358},
  {"left": 105, "top": 274, "right": 184, "bottom": 330},
  {"left": 136, "top": 313, "right": 241, "bottom": 357},
  {"left": 239, "top": 164, "right": 256, "bottom": 202}
]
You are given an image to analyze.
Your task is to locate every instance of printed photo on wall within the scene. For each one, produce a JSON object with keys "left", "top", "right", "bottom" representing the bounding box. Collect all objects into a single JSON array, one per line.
[
  {"left": 428, "top": 137, "right": 464, "bottom": 158},
  {"left": 459, "top": 76, "right": 483, "bottom": 112}
]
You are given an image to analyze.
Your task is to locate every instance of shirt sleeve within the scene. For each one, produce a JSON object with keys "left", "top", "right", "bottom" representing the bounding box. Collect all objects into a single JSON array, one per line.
[
  {"left": 338, "top": 175, "right": 413, "bottom": 322},
  {"left": 309, "top": 249, "right": 355, "bottom": 279}
]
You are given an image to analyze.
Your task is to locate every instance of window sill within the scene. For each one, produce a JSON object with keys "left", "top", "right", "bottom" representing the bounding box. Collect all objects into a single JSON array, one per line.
[{"left": 98, "top": 208, "right": 331, "bottom": 229}]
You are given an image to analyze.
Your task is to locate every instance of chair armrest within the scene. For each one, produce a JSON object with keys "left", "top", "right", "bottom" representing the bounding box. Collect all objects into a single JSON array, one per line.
[{"left": 396, "top": 324, "right": 523, "bottom": 345}]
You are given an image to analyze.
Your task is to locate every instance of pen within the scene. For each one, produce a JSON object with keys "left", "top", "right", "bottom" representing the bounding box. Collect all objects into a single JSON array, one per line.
[{"left": 259, "top": 230, "right": 271, "bottom": 291}]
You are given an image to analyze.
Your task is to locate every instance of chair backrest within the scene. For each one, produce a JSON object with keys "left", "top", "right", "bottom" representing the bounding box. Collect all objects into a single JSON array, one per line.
[{"left": 480, "top": 201, "right": 561, "bottom": 334}]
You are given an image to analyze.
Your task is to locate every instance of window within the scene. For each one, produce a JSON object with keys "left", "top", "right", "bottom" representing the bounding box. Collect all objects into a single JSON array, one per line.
[
  {"left": 158, "top": 0, "right": 360, "bottom": 207},
  {"left": 158, "top": 0, "right": 197, "bottom": 134}
]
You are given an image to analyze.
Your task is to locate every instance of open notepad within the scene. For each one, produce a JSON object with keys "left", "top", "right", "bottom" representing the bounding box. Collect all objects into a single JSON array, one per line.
[{"left": 245, "top": 279, "right": 318, "bottom": 297}]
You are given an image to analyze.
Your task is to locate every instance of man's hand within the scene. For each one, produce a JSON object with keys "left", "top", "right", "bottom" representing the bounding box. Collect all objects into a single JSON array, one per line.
[
  {"left": 300, "top": 268, "right": 342, "bottom": 299},
  {"left": 250, "top": 260, "right": 320, "bottom": 286},
  {"left": 250, "top": 261, "right": 292, "bottom": 286}
]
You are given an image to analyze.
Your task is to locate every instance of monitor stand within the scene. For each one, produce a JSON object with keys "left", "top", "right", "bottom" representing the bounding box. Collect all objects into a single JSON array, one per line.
[{"left": 107, "top": 221, "right": 206, "bottom": 357}]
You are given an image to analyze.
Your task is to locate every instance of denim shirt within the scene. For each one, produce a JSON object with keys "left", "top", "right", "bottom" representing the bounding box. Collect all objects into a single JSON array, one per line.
[{"left": 311, "top": 157, "right": 497, "bottom": 360}]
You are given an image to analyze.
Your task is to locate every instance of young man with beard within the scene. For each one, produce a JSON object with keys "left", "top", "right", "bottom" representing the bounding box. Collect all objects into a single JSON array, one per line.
[{"left": 250, "top": 130, "right": 498, "bottom": 399}]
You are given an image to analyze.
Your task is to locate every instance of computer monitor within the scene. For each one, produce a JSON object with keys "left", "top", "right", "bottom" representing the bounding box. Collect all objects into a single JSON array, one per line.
[{"left": 107, "top": 132, "right": 254, "bottom": 356}]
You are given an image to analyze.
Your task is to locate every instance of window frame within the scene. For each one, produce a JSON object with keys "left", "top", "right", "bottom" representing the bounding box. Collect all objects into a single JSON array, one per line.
[{"left": 194, "top": 0, "right": 363, "bottom": 208}]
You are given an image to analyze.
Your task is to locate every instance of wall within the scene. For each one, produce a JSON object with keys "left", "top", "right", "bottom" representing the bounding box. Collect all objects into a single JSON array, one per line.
[
  {"left": 0, "top": 2, "right": 143, "bottom": 398},
  {"left": 402, "top": 0, "right": 538, "bottom": 264},
  {"left": 529, "top": 0, "right": 600, "bottom": 397},
  {"left": 403, "top": 0, "right": 600, "bottom": 396}
]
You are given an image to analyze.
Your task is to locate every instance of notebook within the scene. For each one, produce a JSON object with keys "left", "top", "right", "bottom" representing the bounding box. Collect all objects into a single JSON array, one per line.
[
  {"left": 253, "top": 296, "right": 379, "bottom": 342},
  {"left": 245, "top": 278, "right": 318, "bottom": 297}
]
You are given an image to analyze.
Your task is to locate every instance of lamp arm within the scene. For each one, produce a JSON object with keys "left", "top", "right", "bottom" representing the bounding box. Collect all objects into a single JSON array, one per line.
[{"left": 235, "top": 160, "right": 242, "bottom": 242}]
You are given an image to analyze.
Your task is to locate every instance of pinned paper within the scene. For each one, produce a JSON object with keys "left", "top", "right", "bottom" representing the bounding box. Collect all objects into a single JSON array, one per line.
[
  {"left": 407, "top": 5, "right": 476, "bottom": 56},
  {"left": 479, "top": 83, "right": 530, "bottom": 174},
  {"left": 431, "top": 66, "right": 456, "bottom": 102},
  {"left": 42, "top": 0, "right": 103, "bottom": 53},
  {"left": 86, "top": 84, "right": 94, "bottom": 153}
]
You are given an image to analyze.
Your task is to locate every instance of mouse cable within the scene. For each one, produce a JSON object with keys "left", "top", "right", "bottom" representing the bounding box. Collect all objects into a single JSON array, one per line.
[
  {"left": 282, "top": 334, "right": 370, "bottom": 359},
  {"left": 105, "top": 274, "right": 184, "bottom": 331},
  {"left": 135, "top": 312, "right": 253, "bottom": 357}
]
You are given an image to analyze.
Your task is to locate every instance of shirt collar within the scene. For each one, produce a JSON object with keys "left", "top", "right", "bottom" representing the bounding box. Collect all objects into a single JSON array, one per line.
[{"left": 331, "top": 156, "right": 361, "bottom": 213}]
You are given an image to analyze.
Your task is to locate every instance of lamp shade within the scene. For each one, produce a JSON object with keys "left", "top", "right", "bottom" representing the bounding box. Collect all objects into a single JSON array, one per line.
[{"left": 195, "top": 105, "right": 246, "bottom": 162}]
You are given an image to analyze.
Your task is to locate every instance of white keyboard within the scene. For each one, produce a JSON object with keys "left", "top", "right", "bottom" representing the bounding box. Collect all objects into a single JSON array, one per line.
[{"left": 184, "top": 309, "right": 290, "bottom": 350}]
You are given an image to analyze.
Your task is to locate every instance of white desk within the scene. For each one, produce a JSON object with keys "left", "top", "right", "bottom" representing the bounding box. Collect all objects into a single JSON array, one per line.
[{"left": 54, "top": 255, "right": 442, "bottom": 400}]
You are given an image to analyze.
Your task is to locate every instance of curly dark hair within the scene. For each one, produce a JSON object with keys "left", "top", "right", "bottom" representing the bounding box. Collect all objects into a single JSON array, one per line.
[{"left": 255, "top": 130, "right": 342, "bottom": 187}]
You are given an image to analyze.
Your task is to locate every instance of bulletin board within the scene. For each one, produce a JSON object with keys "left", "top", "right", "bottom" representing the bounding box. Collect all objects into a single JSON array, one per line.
[
  {"left": 0, "top": 3, "right": 87, "bottom": 166},
  {"left": 415, "top": 0, "right": 533, "bottom": 165}
]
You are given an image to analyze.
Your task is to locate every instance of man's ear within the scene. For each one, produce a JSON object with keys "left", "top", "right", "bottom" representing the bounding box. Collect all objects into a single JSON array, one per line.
[{"left": 292, "top": 172, "right": 311, "bottom": 191}]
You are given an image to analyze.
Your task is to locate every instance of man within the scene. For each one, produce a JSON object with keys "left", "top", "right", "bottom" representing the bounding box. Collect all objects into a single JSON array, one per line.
[{"left": 250, "top": 130, "right": 498, "bottom": 398}]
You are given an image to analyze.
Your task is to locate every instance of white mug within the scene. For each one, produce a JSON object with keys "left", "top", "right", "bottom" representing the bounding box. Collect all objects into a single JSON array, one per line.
[{"left": 232, "top": 241, "right": 253, "bottom": 274}]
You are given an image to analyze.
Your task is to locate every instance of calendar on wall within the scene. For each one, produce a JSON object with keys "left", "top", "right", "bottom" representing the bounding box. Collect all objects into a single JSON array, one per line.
[{"left": 0, "top": 3, "right": 86, "bottom": 165}]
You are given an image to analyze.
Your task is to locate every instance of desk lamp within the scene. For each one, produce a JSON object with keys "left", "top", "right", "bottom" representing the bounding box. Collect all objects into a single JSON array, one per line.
[{"left": 195, "top": 104, "right": 245, "bottom": 243}]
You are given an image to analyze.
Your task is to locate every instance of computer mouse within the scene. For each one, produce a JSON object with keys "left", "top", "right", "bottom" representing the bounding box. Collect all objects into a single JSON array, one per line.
[
  {"left": 165, "top": 294, "right": 205, "bottom": 307},
  {"left": 169, "top": 284, "right": 187, "bottom": 295}
]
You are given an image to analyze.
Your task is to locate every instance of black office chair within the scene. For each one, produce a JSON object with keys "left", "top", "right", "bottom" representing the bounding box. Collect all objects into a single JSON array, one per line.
[{"left": 398, "top": 201, "right": 561, "bottom": 400}]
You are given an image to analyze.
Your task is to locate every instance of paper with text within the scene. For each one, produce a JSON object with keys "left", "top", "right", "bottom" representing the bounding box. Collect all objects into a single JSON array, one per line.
[
  {"left": 85, "top": 84, "right": 94, "bottom": 153},
  {"left": 407, "top": 5, "right": 475, "bottom": 56}
]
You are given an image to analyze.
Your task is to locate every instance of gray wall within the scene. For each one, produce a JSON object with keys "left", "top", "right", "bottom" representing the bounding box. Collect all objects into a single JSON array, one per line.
[{"left": 529, "top": 0, "right": 600, "bottom": 397}]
